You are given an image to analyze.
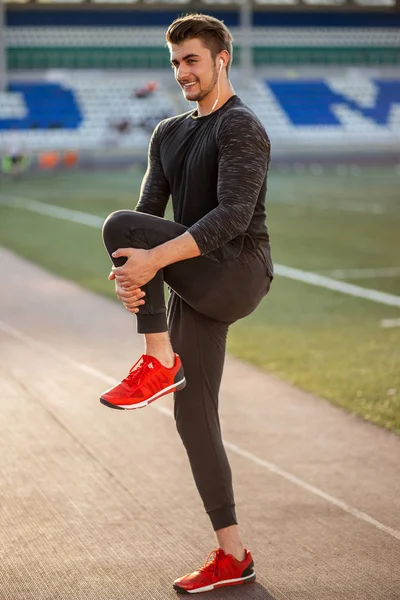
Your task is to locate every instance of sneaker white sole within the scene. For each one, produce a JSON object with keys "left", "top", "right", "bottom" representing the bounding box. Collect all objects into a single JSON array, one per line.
[
  {"left": 101, "top": 377, "right": 186, "bottom": 410},
  {"left": 173, "top": 571, "right": 256, "bottom": 594}
]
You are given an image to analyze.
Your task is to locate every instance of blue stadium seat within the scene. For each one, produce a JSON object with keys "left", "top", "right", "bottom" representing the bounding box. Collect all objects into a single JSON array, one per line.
[
  {"left": 267, "top": 80, "right": 400, "bottom": 126},
  {"left": 0, "top": 83, "right": 82, "bottom": 131}
]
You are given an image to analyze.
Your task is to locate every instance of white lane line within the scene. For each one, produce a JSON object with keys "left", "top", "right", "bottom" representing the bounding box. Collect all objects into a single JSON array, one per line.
[
  {"left": 1, "top": 319, "right": 400, "bottom": 543},
  {"left": 0, "top": 194, "right": 105, "bottom": 228},
  {"left": 2, "top": 193, "right": 400, "bottom": 309},
  {"left": 223, "top": 442, "right": 400, "bottom": 542},
  {"left": 274, "top": 264, "right": 400, "bottom": 308},
  {"left": 270, "top": 196, "right": 388, "bottom": 215},
  {"left": 326, "top": 267, "right": 400, "bottom": 280},
  {"left": 381, "top": 318, "right": 400, "bottom": 328}
]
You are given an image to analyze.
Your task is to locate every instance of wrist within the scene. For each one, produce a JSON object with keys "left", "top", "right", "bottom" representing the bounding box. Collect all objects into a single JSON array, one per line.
[{"left": 148, "top": 246, "right": 165, "bottom": 270}]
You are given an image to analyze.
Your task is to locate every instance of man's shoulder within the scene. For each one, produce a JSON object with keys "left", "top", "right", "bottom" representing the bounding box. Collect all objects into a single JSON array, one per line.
[
  {"left": 218, "top": 97, "right": 269, "bottom": 140},
  {"left": 222, "top": 96, "right": 264, "bottom": 129},
  {"left": 156, "top": 110, "right": 193, "bottom": 135}
]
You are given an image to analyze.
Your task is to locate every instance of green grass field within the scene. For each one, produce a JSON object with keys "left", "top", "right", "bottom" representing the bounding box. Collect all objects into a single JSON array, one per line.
[{"left": 1, "top": 165, "right": 399, "bottom": 433}]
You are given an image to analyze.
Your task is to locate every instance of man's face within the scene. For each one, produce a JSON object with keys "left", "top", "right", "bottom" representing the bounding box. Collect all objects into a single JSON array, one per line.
[{"left": 169, "top": 38, "right": 219, "bottom": 103}]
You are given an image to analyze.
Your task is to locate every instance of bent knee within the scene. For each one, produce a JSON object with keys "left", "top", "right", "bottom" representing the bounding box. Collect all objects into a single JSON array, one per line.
[
  {"left": 102, "top": 209, "right": 156, "bottom": 238},
  {"left": 102, "top": 210, "right": 133, "bottom": 238},
  {"left": 102, "top": 210, "right": 158, "bottom": 254}
]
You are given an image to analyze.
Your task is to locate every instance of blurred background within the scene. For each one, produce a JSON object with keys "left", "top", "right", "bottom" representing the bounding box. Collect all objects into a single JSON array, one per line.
[
  {"left": 0, "top": 0, "right": 399, "bottom": 433},
  {"left": 1, "top": 0, "right": 399, "bottom": 161}
]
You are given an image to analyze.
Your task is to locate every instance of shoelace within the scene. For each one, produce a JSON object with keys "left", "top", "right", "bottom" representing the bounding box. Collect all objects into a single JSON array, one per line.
[
  {"left": 124, "top": 355, "right": 160, "bottom": 387},
  {"left": 198, "top": 549, "right": 222, "bottom": 577}
]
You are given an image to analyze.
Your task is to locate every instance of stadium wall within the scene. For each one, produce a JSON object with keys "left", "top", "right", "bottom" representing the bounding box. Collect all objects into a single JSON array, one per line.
[{"left": 5, "top": 9, "right": 400, "bottom": 69}]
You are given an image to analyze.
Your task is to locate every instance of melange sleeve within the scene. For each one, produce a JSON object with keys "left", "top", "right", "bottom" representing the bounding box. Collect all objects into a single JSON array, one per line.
[
  {"left": 188, "top": 110, "right": 270, "bottom": 254},
  {"left": 135, "top": 122, "right": 170, "bottom": 217}
]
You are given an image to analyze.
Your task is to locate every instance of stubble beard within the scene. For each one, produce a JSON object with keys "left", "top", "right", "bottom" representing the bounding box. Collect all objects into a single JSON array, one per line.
[{"left": 184, "top": 63, "right": 219, "bottom": 103}]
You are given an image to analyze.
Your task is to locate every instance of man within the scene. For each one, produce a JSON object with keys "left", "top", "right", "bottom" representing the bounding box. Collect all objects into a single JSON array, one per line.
[{"left": 101, "top": 13, "right": 273, "bottom": 594}]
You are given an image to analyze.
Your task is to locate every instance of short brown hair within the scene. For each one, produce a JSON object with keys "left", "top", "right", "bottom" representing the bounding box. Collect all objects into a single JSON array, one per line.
[{"left": 166, "top": 14, "right": 233, "bottom": 73}]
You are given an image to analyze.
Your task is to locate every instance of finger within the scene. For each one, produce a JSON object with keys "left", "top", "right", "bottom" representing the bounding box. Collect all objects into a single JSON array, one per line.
[
  {"left": 112, "top": 267, "right": 125, "bottom": 277},
  {"left": 108, "top": 271, "right": 115, "bottom": 281},
  {"left": 116, "top": 288, "right": 144, "bottom": 300},
  {"left": 119, "top": 283, "right": 143, "bottom": 293},
  {"left": 128, "top": 287, "right": 145, "bottom": 295},
  {"left": 124, "top": 295, "right": 145, "bottom": 304},
  {"left": 116, "top": 288, "right": 145, "bottom": 302},
  {"left": 120, "top": 292, "right": 145, "bottom": 306},
  {"left": 112, "top": 266, "right": 131, "bottom": 277},
  {"left": 115, "top": 274, "right": 135, "bottom": 286},
  {"left": 129, "top": 289, "right": 145, "bottom": 299},
  {"left": 120, "top": 296, "right": 146, "bottom": 307},
  {"left": 112, "top": 248, "right": 133, "bottom": 259},
  {"left": 125, "top": 305, "right": 140, "bottom": 314}
]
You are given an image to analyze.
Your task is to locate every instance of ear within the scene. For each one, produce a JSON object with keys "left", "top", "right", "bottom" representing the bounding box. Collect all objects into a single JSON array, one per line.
[{"left": 218, "top": 50, "right": 230, "bottom": 72}]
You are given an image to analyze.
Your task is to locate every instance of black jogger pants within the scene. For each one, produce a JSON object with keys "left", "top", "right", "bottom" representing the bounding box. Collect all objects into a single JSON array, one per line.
[{"left": 102, "top": 210, "right": 271, "bottom": 531}]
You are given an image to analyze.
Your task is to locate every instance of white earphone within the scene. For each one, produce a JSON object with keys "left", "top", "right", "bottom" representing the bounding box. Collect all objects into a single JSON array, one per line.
[{"left": 211, "top": 59, "right": 224, "bottom": 113}]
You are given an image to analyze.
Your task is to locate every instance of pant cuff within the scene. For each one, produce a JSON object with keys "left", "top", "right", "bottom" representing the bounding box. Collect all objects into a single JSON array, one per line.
[
  {"left": 207, "top": 505, "right": 238, "bottom": 531},
  {"left": 137, "top": 312, "right": 168, "bottom": 334}
]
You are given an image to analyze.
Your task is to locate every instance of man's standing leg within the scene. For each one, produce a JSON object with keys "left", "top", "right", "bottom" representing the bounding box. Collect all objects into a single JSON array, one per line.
[
  {"left": 169, "top": 295, "right": 255, "bottom": 594},
  {"left": 168, "top": 294, "right": 248, "bottom": 556}
]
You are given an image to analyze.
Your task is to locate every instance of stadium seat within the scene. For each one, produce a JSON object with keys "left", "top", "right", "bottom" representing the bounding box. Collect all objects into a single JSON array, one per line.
[
  {"left": 0, "top": 77, "right": 176, "bottom": 150},
  {"left": 0, "top": 73, "right": 399, "bottom": 151}
]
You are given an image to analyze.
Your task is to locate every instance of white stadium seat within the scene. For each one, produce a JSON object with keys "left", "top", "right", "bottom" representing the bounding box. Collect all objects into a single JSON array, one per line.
[{"left": 1, "top": 73, "right": 399, "bottom": 151}]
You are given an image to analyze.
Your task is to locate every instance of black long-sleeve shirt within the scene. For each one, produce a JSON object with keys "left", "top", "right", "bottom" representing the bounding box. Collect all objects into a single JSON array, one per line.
[{"left": 136, "top": 95, "right": 273, "bottom": 276}]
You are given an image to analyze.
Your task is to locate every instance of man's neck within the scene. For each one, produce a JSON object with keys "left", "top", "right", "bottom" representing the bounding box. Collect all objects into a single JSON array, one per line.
[{"left": 197, "top": 84, "right": 235, "bottom": 117}]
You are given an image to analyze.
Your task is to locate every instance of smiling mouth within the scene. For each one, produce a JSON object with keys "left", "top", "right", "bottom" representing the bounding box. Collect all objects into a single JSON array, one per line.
[{"left": 181, "top": 81, "right": 197, "bottom": 89}]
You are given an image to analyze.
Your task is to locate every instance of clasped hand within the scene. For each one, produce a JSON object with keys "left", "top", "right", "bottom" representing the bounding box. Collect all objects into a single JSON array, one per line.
[{"left": 108, "top": 248, "right": 158, "bottom": 313}]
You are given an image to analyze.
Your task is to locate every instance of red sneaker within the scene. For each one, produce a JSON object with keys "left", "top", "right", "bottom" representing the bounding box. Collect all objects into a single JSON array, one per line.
[
  {"left": 173, "top": 548, "right": 256, "bottom": 594},
  {"left": 100, "top": 353, "right": 185, "bottom": 410}
]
